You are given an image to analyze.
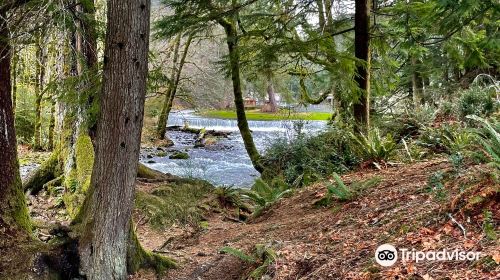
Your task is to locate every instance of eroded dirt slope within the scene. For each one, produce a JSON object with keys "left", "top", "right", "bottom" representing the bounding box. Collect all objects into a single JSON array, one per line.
[{"left": 132, "top": 159, "right": 499, "bottom": 280}]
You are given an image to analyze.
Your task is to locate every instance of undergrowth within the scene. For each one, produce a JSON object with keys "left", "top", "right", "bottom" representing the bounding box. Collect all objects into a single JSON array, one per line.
[
  {"left": 220, "top": 243, "right": 277, "bottom": 279},
  {"left": 135, "top": 180, "right": 213, "bottom": 229},
  {"left": 314, "top": 173, "right": 382, "bottom": 207}
]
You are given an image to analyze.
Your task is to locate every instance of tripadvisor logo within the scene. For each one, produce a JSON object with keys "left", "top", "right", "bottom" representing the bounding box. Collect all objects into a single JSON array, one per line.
[
  {"left": 375, "top": 244, "right": 481, "bottom": 267},
  {"left": 375, "top": 244, "right": 398, "bottom": 267}
]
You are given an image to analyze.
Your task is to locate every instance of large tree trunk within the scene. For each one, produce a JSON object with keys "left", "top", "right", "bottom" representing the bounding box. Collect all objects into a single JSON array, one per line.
[
  {"left": 79, "top": 0, "right": 152, "bottom": 278},
  {"left": 222, "top": 21, "right": 264, "bottom": 173},
  {"left": 0, "top": 12, "right": 31, "bottom": 238},
  {"left": 353, "top": 0, "right": 371, "bottom": 131}
]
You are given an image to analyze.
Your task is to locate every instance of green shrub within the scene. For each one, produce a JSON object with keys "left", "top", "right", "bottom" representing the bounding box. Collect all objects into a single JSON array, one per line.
[
  {"left": 458, "top": 87, "right": 496, "bottom": 121},
  {"left": 241, "top": 178, "right": 292, "bottom": 217},
  {"left": 416, "top": 124, "right": 474, "bottom": 155},
  {"left": 376, "top": 113, "right": 424, "bottom": 143},
  {"left": 214, "top": 185, "right": 252, "bottom": 212},
  {"left": 219, "top": 246, "right": 256, "bottom": 263},
  {"left": 438, "top": 101, "right": 456, "bottom": 119},
  {"left": 406, "top": 105, "right": 437, "bottom": 127},
  {"left": 349, "top": 128, "right": 397, "bottom": 162},
  {"left": 467, "top": 115, "right": 500, "bottom": 169},
  {"left": 261, "top": 126, "right": 358, "bottom": 186}
]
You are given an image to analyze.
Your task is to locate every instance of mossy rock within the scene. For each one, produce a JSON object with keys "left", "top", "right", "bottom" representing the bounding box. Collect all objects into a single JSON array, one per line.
[
  {"left": 156, "top": 151, "right": 167, "bottom": 157},
  {"left": 204, "top": 136, "right": 218, "bottom": 146},
  {"left": 169, "top": 152, "right": 189, "bottom": 160}
]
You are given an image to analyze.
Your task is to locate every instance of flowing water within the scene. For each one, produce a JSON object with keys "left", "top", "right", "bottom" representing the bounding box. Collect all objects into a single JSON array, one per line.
[{"left": 141, "top": 111, "right": 327, "bottom": 187}]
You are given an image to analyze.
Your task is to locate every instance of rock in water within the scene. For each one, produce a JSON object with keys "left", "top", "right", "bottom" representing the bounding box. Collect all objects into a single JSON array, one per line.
[{"left": 169, "top": 151, "right": 189, "bottom": 159}]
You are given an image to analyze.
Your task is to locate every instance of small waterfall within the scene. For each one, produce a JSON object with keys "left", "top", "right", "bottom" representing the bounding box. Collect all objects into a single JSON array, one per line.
[{"left": 167, "top": 111, "right": 326, "bottom": 132}]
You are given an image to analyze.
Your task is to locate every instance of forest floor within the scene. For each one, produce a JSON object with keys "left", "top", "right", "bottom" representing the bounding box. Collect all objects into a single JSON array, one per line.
[
  {"left": 16, "top": 144, "right": 498, "bottom": 279},
  {"left": 130, "top": 158, "right": 499, "bottom": 280}
]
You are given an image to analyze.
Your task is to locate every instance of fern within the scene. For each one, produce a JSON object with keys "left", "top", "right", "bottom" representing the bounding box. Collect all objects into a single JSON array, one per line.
[
  {"left": 467, "top": 115, "right": 500, "bottom": 169},
  {"left": 241, "top": 178, "right": 292, "bottom": 217},
  {"left": 315, "top": 173, "right": 381, "bottom": 207},
  {"left": 350, "top": 176, "right": 382, "bottom": 193},
  {"left": 483, "top": 210, "right": 498, "bottom": 240},
  {"left": 220, "top": 244, "right": 277, "bottom": 279},
  {"left": 219, "top": 247, "right": 256, "bottom": 263},
  {"left": 350, "top": 128, "right": 397, "bottom": 162},
  {"left": 328, "top": 173, "right": 353, "bottom": 201}
]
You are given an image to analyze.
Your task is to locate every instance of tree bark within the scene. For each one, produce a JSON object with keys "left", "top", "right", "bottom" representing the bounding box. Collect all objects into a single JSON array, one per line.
[
  {"left": 221, "top": 20, "right": 264, "bottom": 173},
  {"left": 34, "top": 32, "right": 47, "bottom": 151},
  {"left": 157, "top": 34, "right": 181, "bottom": 139},
  {"left": 316, "top": 0, "right": 326, "bottom": 31},
  {"left": 11, "top": 50, "right": 17, "bottom": 115},
  {"left": 48, "top": 100, "right": 56, "bottom": 150},
  {"left": 0, "top": 12, "right": 31, "bottom": 237},
  {"left": 353, "top": 0, "right": 371, "bottom": 131},
  {"left": 162, "top": 34, "right": 193, "bottom": 133},
  {"left": 264, "top": 72, "right": 278, "bottom": 113},
  {"left": 79, "top": 0, "right": 99, "bottom": 140},
  {"left": 79, "top": 0, "right": 151, "bottom": 278},
  {"left": 411, "top": 56, "right": 424, "bottom": 107}
]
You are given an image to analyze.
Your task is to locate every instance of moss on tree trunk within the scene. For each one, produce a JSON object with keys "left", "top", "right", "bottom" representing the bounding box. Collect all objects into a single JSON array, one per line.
[
  {"left": 127, "top": 225, "right": 176, "bottom": 274},
  {"left": 78, "top": 1, "right": 157, "bottom": 278},
  {"left": 220, "top": 20, "right": 264, "bottom": 173},
  {"left": 157, "top": 34, "right": 181, "bottom": 140},
  {"left": 156, "top": 33, "right": 193, "bottom": 140},
  {"left": 48, "top": 101, "right": 56, "bottom": 150},
  {"left": 0, "top": 12, "right": 31, "bottom": 236}
]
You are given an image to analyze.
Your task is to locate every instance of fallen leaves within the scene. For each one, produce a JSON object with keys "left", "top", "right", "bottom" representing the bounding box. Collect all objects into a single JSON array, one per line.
[{"left": 492, "top": 252, "right": 500, "bottom": 265}]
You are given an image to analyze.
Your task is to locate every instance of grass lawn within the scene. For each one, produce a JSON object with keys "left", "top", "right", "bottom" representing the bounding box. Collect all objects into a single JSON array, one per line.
[{"left": 199, "top": 109, "right": 331, "bottom": 121}]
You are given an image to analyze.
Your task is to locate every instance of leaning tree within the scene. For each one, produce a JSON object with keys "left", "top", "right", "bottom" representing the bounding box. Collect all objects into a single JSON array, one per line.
[{"left": 157, "top": 0, "right": 265, "bottom": 173}]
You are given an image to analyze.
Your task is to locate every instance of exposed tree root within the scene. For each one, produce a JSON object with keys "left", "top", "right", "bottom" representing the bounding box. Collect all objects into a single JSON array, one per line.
[
  {"left": 127, "top": 225, "right": 177, "bottom": 275},
  {"left": 24, "top": 159, "right": 166, "bottom": 193}
]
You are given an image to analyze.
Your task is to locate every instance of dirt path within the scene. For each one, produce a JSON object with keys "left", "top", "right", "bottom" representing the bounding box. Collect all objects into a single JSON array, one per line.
[{"left": 132, "top": 159, "right": 499, "bottom": 280}]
